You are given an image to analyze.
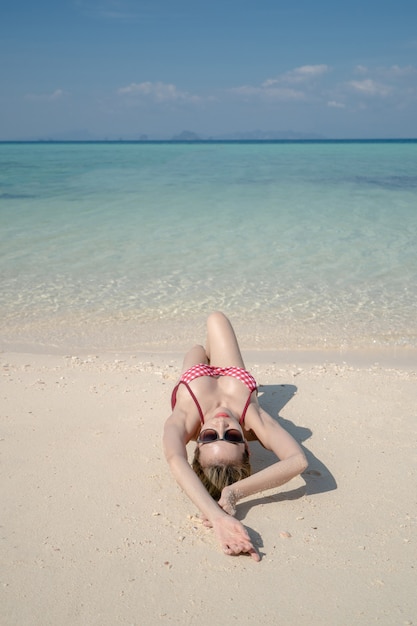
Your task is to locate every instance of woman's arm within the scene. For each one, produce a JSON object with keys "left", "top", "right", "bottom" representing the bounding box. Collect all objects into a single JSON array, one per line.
[
  {"left": 219, "top": 408, "right": 308, "bottom": 514},
  {"left": 163, "top": 414, "right": 260, "bottom": 560},
  {"left": 163, "top": 415, "right": 225, "bottom": 521}
]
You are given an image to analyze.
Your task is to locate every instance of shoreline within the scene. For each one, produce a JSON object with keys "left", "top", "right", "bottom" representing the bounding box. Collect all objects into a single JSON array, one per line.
[
  {"left": 2, "top": 312, "right": 417, "bottom": 371},
  {"left": 2, "top": 343, "right": 417, "bottom": 371}
]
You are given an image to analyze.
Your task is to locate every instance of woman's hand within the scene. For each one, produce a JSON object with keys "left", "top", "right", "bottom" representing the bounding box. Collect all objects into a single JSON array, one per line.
[
  {"left": 218, "top": 485, "right": 239, "bottom": 516},
  {"left": 211, "top": 514, "right": 260, "bottom": 561}
]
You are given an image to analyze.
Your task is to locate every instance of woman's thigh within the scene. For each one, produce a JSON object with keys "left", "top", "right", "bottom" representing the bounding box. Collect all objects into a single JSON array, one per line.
[{"left": 205, "top": 312, "right": 245, "bottom": 368}]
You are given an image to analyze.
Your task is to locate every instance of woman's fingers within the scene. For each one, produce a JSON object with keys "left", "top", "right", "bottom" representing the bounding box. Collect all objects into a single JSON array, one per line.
[
  {"left": 212, "top": 516, "right": 260, "bottom": 561},
  {"left": 202, "top": 518, "right": 213, "bottom": 528},
  {"left": 221, "top": 540, "right": 260, "bottom": 562}
]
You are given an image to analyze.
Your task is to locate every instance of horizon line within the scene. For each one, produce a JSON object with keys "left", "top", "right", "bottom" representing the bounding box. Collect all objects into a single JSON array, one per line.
[{"left": 1, "top": 137, "right": 417, "bottom": 144}]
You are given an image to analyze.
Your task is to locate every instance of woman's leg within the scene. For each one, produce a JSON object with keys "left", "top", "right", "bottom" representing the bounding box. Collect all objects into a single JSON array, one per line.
[
  {"left": 180, "top": 344, "right": 208, "bottom": 374},
  {"left": 205, "top": 312, "right": 245, "bottom": 368}
]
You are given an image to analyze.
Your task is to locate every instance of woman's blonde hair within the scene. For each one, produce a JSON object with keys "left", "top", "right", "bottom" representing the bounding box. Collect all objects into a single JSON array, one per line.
[{"left": 192, "top": 446, "right": 251, "bottom": 501}]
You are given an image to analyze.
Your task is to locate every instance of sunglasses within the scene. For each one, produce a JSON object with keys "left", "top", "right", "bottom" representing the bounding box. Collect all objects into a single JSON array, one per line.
[{"left": 197, "top": 428, "right": 245, "bottom": 445}]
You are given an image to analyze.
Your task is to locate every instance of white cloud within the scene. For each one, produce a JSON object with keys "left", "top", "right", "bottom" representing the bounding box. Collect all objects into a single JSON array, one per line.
[
  {"left": 117, "top": 81, "right": 201, "bottom": 103},
  {"left": 264, "top": 64, "right": 330, "bottom": 86},
  {"left": 229, "top": 65, "right": 330, "bottom": 103},
  {"left": 353, "top": 64, "right": 416, "bottom": 80},
  {"left": 354, "top": 65, "right": 368, "bottom": 75},
  {"left": 261, "top": 78, "right": 280, "bottom": 88},
  {"left": 25, "top": 89, "right": 65, "bottom": 101},
  {"left": 117, "top": 62, "right": 415, "bottom": 115},
  {"left": 383, "top": 64, "right": 416, "bottom": 78},
  {"left": 337, "top": 65, "right": 417, "bottom": 107},
  {"left": 327, "top": 100, "right": 345, "bottom": 108},
  {"left": 285, "top": 64, "right": 330, "bottom": 82},
  {"left": 348, "top": 79, "right": 391, "bottom": 97}
]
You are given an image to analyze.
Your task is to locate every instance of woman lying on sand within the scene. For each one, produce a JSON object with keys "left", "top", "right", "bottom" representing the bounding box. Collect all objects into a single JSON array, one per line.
[{"left": 163, "top": 312, "right": 307, "bottom": 561}]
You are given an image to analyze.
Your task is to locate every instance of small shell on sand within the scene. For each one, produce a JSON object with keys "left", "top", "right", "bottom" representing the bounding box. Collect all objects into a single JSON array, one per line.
[{"left": 279, "top": 531, "right": 292, "bottom": 539}]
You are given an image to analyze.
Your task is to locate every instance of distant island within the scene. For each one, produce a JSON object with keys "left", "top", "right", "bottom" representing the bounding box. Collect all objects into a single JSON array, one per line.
[
  {"left": 170, "top": 129, "right": 325, "bottom": 141},
  {"left": 6, "top": 128, "right": 327, "bottom": 142}
]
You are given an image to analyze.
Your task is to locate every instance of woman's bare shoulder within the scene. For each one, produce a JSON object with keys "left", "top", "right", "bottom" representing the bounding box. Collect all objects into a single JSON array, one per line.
[
  {"left": 165, "top": 405, "right": 200, "bottom": 442},
  {"left": 244, "top": 403, "right": 275, "bottom": 426},
  {"left": 244, "top": 405, "right": 303, "bottom": 458},
  {"left": 244, "top": 405, "right": 288, "bottom": 444}
]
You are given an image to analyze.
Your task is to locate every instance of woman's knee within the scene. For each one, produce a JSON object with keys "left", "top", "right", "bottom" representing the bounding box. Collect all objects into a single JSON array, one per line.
[
  {"left": 182, "top": 344, "right": 207, "bottom": 372},
  {"left": 188, "top": 344, "right": 206, "bottom": 356},
  {"left": 207, "top": 311, "right": 229, "bottom": 329}
]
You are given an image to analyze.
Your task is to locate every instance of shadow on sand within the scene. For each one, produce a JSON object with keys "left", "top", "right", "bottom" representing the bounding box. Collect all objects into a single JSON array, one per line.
[{"left": 238, "top": 382, "right": 337, "bottom": 520}]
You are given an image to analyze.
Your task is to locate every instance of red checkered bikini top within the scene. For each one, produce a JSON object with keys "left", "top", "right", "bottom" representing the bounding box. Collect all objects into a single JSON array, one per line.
[{"left": 171, "top": 364, "right": 258, "bottom": 424}]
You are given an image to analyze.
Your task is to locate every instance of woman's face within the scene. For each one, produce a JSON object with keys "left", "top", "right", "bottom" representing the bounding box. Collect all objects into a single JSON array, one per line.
[{"left": 197, "top": 411, "right": 246, "bottom": 467}]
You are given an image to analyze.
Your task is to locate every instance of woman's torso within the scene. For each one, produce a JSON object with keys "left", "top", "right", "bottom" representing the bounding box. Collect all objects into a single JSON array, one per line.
[{"left": 172, "top": 374, "right": 259, "bottom": 441}]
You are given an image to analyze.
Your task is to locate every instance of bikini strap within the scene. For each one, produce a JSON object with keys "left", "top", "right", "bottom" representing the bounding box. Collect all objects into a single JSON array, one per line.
[
  {"left": 172, "top": 381, "right": 257, "bottom": 426},
  {"left": 172, "top": 381, "right": 205, "bottom": 423},
  {"left": 239, "top": 389, "right": 257, "bottom": 424}
]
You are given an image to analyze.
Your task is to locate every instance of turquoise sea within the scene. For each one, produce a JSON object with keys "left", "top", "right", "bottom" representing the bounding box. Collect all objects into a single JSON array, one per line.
[{"left": 1, "top": 140, "right": 416, "bottom": 353}]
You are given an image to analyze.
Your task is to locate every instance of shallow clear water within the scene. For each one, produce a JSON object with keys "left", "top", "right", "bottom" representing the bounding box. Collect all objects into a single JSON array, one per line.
[{"left": 1, "top": 141, "right": 416, "bottom": 352}]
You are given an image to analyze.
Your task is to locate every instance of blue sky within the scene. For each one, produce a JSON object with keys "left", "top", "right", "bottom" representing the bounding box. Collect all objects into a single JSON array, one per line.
[{"left": 1, "top": 0, "right": 417, "bottom": 139}]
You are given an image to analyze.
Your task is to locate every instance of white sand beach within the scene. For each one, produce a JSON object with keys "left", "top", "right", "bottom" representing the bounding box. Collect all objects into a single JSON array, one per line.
[{"left": 1, "top": 346, "right": 416, "bottom": 625}]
